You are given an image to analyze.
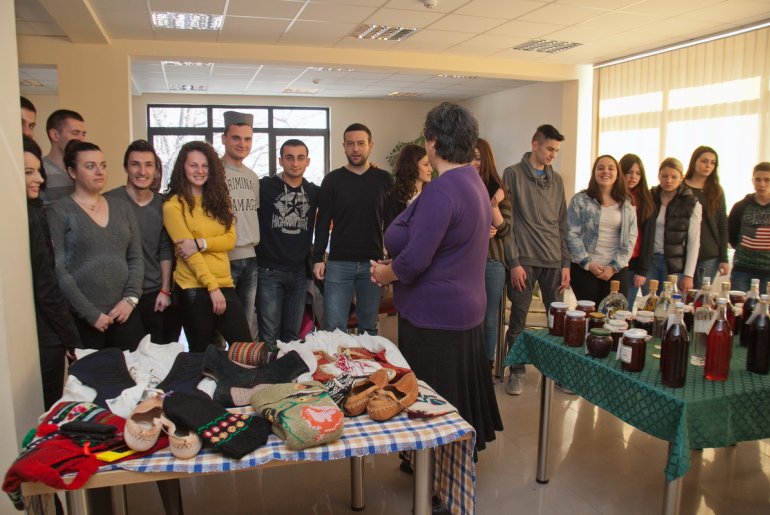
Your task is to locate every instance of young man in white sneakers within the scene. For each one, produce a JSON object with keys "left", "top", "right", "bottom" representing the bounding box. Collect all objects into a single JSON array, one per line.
[{"left": 502, "top": 124, "right": 571, "bottom": 395}]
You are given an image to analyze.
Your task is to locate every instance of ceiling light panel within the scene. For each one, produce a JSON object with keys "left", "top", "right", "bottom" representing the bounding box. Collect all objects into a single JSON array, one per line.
[
  {"left": 513, "top": 39, "right": 583, "bottom": 54},
  {"left": 350, "top": 24, "right": 418, "bottom": 41},
  {"left": 151, "top": 12, "right": 223, "bottom": 30}
]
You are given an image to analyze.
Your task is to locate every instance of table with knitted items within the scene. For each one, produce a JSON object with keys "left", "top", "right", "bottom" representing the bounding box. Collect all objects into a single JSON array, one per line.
[
  {"left": 21, "top": 382, "right": 476, "bottom": 515},
  {"left": 505, "top": 328, "right": 770, "bottom": 481}
]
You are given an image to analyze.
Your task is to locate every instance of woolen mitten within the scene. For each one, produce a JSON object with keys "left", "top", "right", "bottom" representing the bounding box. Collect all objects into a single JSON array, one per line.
[
  {"left": 156, "top": 352, "right": 205, "bottom": 395},
  {"left": 250, "top": 382, "right": 344, "bottom": 450},
  {"left": 163, "top": 391, "right": 271, "bottom": 459}
]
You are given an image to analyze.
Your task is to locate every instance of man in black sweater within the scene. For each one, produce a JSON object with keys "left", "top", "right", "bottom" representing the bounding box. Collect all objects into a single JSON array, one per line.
[{"left": 312, "top": 123, "right": 392, "bottom": 334}]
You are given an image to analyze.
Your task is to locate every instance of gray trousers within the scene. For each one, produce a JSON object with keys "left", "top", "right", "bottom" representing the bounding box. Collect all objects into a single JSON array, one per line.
[{"left": 506, "top": 265, "right": 564, "bottom": 373}]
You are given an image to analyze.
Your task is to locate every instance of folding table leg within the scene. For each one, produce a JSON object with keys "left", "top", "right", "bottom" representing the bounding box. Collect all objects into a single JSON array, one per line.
[
  {"left": 65, "top": 489, "right": 90, "bottom": 515},
  {"left": 110, "top": 485, "right": 128, "bottom": 515},
  {"left": 413, "top": 448, "right": 433, "bottom": 515},
  {"left": 350, "top": 455, "right": 365, "bottom": 511},
  {"left": 661, "top": 445, "right": 682, "bottom": 515},
  {"left": 536, "top": 375, "right": 554, "bottom": 484}
]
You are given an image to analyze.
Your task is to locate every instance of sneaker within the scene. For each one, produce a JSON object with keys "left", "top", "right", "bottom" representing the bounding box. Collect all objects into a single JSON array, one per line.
[
  {"left": 505, "top": 372, "right": 524, "bottom": 396},
  {"left": 555, "top": 383, "right": 577, "bottom": 395}
]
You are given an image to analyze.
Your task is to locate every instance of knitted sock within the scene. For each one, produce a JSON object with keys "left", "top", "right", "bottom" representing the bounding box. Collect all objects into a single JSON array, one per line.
[
  {"left": 68, "top": 348, "right": 136, "bottom": 408},
  {"left": 203, "top": 347, "right": 309, "bottom": 406},
  {"left": 250, "top": 382, "right": 344, "bottom": 450},
  {"left": 163, "top": 391, "right": 271, "bottom": 459},
  {"left": 320, "top": 373, "right": 355, "bottom": 407},
  {"left": 156, "top": 352, "right": 205, "bottom": 395}
]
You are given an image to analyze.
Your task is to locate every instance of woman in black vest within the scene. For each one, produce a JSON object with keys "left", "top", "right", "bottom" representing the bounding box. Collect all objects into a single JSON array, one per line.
[{"left": 647, "top": 157, "right": 702, "bottom": 294}]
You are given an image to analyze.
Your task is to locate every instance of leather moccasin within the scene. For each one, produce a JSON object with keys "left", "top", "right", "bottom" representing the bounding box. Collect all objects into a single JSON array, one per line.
[
  {"left": 367, "top": 372, "right": 419, "bottom": 422},
  {"left": 343, "top": 369, "right": 390, "bottom": 416},
  {"left": 124, "top": 393, "right": 164, "bottom": 452},
  {"left": 160, "top": 414, "right": 202, "bottom": 460}
]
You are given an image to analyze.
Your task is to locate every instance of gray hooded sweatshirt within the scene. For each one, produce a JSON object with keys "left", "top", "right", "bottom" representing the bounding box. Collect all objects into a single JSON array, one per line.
[{"left": 502, "top": 152, "right": 571, "bottom": 270}]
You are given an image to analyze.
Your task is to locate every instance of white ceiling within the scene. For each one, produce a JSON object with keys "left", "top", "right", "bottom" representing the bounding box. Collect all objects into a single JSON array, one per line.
[{"left": 15, "top": 0, "right": 770, "bottom": 100}]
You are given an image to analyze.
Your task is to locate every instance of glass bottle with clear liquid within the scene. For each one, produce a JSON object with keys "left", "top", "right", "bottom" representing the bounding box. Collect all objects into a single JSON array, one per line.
[
  {"left": 693, "top": 277, "right": 714, "bottom": 309},
  {"left": 598, "top": 280, "right": 628, "bottom": 319},
  {"left": 747, "top": 294, "right": 770, "bottom": 375},
  {"left": 691, "top": 292, "right": 713, "bottom": 366},
  {"left": 667, "top": 274, "right": 680, "bottom": 296},
  {"left": 705, "top": 298, "right": 733, "bottom": 382},
  {"left": 653, "top": 281, "right": 672, "bottom": 340},
  {"left": 741, "top": 279, "right": 761, "bottom": 347}
]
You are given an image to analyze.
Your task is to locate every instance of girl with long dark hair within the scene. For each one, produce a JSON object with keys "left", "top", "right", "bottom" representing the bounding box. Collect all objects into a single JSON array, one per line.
[
  {"left": 163, "top": 141, "right": 252, "bottom": 352},
  {"left": 567, "top": 155, "right": 637, "bottom": 304},
  {"left": 384, "top": 144, "right": 431, "bottom": 231},
  {"left": 684, "top": 146, "right": 728, "bottom": 288}
]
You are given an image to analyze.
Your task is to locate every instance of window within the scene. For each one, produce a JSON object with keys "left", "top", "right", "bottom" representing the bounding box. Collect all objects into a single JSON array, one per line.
[{"left": 147, "top": 105, "right": 330, "bottom": 191}]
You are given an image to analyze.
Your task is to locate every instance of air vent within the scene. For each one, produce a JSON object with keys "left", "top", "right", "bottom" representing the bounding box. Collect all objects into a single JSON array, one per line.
[
  {"left": 311, "top": 67, "right": 355, "bottom": 72},
  {"left": 283, "top": 87, "right": 320, "bottom": 94},
  {"left": 162, "top": 61, "right": 214, "bottom": 67},
  {"left": 351, "top": 24, "right": 418, "bottom": 41},
  {"left": 169, "top": 84, "right": 208, "bottom": 91},
  {"left": 436, "top": 74, "right": 478, "bottom": 79},
  {"left": 151, "top": 12, "right": 223, "bottom": 30},
  {"left": 387, "top": 92, "right": 422, "bottom": 97},
  {"left": 513, "top": 39, "right": 582, "bottom": 54}
]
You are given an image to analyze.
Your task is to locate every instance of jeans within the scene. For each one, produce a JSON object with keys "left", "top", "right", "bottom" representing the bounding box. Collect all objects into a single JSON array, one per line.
[
  {"left": 230, "top": 257, "right": 258, "bottom": 339},
  {"left": 257, "top": 266, "right": 308, "bottom": 349},
  {"left": 644, "top": 253, "right": 682, "bottom": 295},
  {"left": 694, "top": 257, "right": 720, "bottom": 290},
  {"left": 730, "top": 269, "right": 770, "bottom": 294},
  {"left": 506, "top": 265, "right": 563, "bottom": 374},
  {"left": 174, "top": 285, "right": 253, "bottom": 353},
  {"left": 483, "top": 259, "right": 506, "bottom": 362},
  {"left": 323, "top": 260, "right": 382, "bottom": 335}
]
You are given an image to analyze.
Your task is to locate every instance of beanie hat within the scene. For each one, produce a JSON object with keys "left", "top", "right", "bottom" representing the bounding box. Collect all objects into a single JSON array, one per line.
[
  {"left": 163, "top": 391, "right": 271, "bottom": 459},
  {"left": 250, "top": 382, "right": 344, "bottom": 450}
]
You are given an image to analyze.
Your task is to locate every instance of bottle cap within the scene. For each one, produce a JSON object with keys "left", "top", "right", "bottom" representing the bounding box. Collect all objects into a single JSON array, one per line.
[
  {"left": 672, "top": 293, "right": 682, "bottom": 300},
  {"left": 761, "top": 294, "right": 769, "bottom": 301},
  {"left": 675, "top": 301, "right": 684, "bottom": 308},
  {"left": 610, "top": 280, "right": 620, "bottom": 290},
  {"left": 550, "top": 302, "right": 568, "bottom": 309},
  {"left": 751, "top": 278, "right": 760, "bottom": 285},
  {"left": 577, "top": 300, "right": 595, "bottom": 307},
  {"left": 566, "top": 310, "right": 586, "bottom": 318},
  {"left": 717, "top": 298, "right": 727, "bottom": 304}
]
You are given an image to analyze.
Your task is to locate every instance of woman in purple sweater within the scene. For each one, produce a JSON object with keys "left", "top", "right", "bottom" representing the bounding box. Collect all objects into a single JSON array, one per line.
[{"left": 370, "top": 102, "right": 502, "bottom": 450}]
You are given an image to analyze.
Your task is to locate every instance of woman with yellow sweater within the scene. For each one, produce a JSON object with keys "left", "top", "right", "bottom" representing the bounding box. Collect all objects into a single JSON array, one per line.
[{"left": 163, "top": 141, "right": 252, "bottom": 352}]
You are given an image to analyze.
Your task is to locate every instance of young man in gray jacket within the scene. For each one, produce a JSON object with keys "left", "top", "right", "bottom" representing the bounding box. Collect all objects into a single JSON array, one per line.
[{"left": 503, "top": 124, "right": 571, "bottom": 395}]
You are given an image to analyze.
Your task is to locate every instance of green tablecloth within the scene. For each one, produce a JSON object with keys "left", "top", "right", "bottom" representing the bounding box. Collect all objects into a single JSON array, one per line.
[{"left": 504, "top": 328, "right": 770, "bottom": 481}]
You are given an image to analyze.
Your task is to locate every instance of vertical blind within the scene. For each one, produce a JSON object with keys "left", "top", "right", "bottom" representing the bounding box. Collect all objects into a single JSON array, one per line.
[{"left": 595, "top": 26, "right": 770, "bottom": 210}]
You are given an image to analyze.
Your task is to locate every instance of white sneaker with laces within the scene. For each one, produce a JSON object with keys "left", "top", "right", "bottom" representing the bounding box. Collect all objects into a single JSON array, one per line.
[{"left": 505, "top": 372, "right": 524, "bottom": 395}]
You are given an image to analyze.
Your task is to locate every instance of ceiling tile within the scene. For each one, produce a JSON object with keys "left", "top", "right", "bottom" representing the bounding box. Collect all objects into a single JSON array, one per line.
[
  {"left": 426, "top": 14, "right": 507, "bottom": 33},
  {"left": 154, "top": 29, "right": 219, "bottom": 41},
  {"left": 390, "top": 40, "right": 465, "bottom": 52},
  {"left": 383, "top": 0, "right": 471, "bottom": 12},
  {"left": 280, "top": 20, "right": 356, "bottom": 44},
  {"left": 489, "top": 20, "right": 566, "bottom": 38},
  {"left": 227, "top": 0, "right": 302, "bottom": 18},
  {"left": 219, "top": 16, "right": 288, "bottom": 43},
  {"left": 148, "top": 0, "right": 227, "bottom": 14},
  {"left": 554, "top": 0, "right": 640, "bottom": 8},
  {"left": 394, "top": 28, "right": 473, "bottom": 45},
  {"left": 682, "top": 1, "right": 770, "bottom": 23},
  {"left": 458, "top": 34, "right": 529, "bottom": 49},
  {"left": 542, "top": 25, "right": 619, "bottom": 44},
  {"left": 90, "top": 0, "right": 147, "bottom": 10},
  {"left": 621, "top": 0, "right": 727, "bottom": 17},
  {"left": 579, "top": 11, "right": 663, "bottom": 31},
  {"left": 455, "top": 0, "right": 545, "bottom": 19},
  {"left": 333, "top": 36, "right": 400, "bottom": 49},
  {"left": 364, "top": 8, "right": 446, "bottom": 28},
  {"left": 594, "top": 30, "right": 672, "bottom": 50},
  {"left": 308, "top": 0, "right": 389, "bottom": 6},
  {"left": 441, "top": 45, "right": 500, "bottom": 57},
  {"left": 94, "top": 9, "right": 154, "bottom": 37},
  {"left": 635, "top": 17, "right": 722, "bottom": 37},
  {"left": 299, "top": 4, "right": 378, "bottom": 23},
  {"left": 518, "top": 3, "right": 609, "bottom": 24}
]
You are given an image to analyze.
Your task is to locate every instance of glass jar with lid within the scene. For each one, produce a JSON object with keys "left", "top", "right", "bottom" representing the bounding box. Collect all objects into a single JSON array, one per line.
[
  {"left": 549, "top": 302, "right": 569, "bottom": 336},
  {"left": 564, "top": 310, "right": 587, "bottom": 347},
  {"left": 587, "top": 328, "right": 612, "bottom": 358},
  {"left": 576, "top": 300, "right": 596, "bottom": 316},
  {"left": 620, "top": 328, "right": 648, "bottom": 372},
  {"left": 605, "top": 319, "right": 629, "bottom": 351}
]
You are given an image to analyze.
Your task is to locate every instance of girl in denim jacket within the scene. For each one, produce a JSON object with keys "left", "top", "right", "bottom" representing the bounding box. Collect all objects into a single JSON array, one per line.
[{"left": 567, "top": 155, "right": 637, "bottom": 305}]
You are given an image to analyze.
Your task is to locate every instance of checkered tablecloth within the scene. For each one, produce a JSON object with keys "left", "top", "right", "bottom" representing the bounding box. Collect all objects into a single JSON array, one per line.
[{"left": 108, "top": 383, "right": 477, "bottom": 514}]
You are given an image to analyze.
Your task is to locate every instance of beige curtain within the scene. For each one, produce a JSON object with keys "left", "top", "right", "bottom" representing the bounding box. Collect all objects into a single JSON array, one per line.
[{"left": 595, "top": 26, "right": 770, "bottom": 210}]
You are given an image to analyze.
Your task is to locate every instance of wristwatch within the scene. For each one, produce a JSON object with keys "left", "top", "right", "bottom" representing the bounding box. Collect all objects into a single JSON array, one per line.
[{"left": 123, "top": 296, "right": 139, "bottom": 308}]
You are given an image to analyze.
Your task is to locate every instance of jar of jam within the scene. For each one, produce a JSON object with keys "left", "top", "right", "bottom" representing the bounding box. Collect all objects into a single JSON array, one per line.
[
  {"left": 588, "top": 312, "right": 606, "bottom": 331},
  {"left": 620, "top": 328, "right": 648, "bottom": 372},
  {"left": 606, "top": 319, "right": 628, "bottom": 351},
  {"left": 576, "top": 300, "right": 596, "bottom": 316},
  {"left": 634, "top": 310, "right": 654, "bottom": 334},
  {"left": 613, "top": 310, "right": 634, "bottom": 324},
  {"left": 564, "top": 310, "right": 587, "bottom": 347},
  {"left": 586, "top": 328, "right": 612, "bottom": 358},
  {"left": 549, "top": 302, "right": 569, "bottom": 336}
]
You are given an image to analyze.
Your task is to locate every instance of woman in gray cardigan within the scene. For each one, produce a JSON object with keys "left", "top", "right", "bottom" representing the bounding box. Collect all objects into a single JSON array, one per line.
[{"left": 47, "top": 141, "right": 145, "bottom": 351}]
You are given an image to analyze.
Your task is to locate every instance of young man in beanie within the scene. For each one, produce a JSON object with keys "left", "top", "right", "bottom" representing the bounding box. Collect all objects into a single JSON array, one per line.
[{"left": 221, "top": 111, "right": 260, "bottom": 338}]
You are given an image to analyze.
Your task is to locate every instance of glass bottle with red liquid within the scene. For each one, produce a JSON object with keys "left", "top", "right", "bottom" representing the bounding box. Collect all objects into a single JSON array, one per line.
[
  {"left": 705, "top": 298, "right": 733, "bottom": 381},
  {"left": 660, "top": 302, "right": 689, "bottom": 388},
  {"left": 740, "top": 279, "right": 760, "bottom": 347},
  {"left": 718, "top": 281, "right": 736, "bottom": 332},
  {"left": 747, "top": 294, "right": 770, "bottom": 375}
]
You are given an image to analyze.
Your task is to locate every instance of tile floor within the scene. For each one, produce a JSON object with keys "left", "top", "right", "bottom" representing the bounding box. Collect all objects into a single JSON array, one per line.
[{"left": 123, "top": 314, "right": 770, "bottom": 515}]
